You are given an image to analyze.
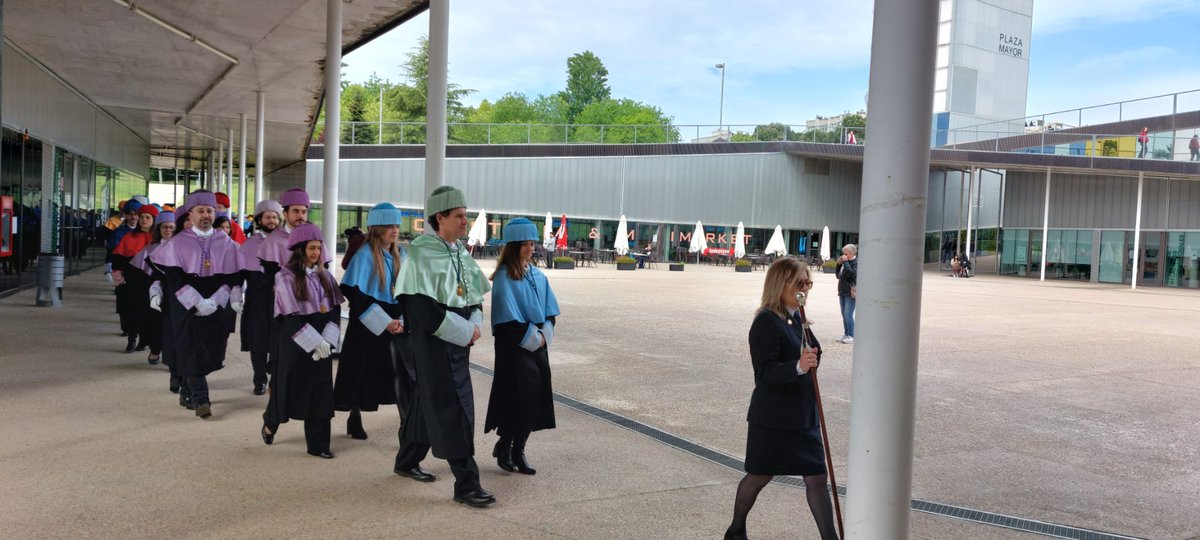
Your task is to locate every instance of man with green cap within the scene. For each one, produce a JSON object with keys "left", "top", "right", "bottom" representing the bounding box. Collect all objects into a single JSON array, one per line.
[{"left": 393, "top": 185, "right": 495, "bottom": 507}]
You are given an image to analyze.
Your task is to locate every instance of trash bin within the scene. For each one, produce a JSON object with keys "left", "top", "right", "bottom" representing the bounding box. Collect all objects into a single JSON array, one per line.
[{"left": 36, "top": 253, "right": 65, "bottom": 307}]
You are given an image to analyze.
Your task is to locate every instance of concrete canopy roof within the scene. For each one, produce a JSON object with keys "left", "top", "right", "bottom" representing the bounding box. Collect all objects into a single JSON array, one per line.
[{"left": 5, "top": 0, "right": 427, "bottom": 174}]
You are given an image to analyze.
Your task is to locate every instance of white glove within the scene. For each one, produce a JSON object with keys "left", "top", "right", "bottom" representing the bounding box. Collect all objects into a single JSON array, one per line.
[
  {"left": 105, "top": 271, "right": 114, "bottom": 284},
  {"left": 312, "top": 341, "right": 332, "bottom": 361},
  {"left": 195, "top": 298, "right": 218, "bottom": 317},
  {"left": 231, "top": 301, "right": 243, "bottom": 314},
  {"left": 149, "top": 296, "right": 162, "bottom": 311}
]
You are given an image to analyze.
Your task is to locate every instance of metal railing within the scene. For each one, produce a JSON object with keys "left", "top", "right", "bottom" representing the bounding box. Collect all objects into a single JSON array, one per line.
[
  {"left": 937, "top": 129, "right": 1200, "bottom": 162},
  {"left": 951, "top": 88, "right": 1200, "bottom": 138}
]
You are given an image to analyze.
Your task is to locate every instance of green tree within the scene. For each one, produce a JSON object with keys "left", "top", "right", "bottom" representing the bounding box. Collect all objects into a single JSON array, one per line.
[
  {"left": 341, "top": 84, "right": 375, "bottom": 144},
  {"left": 572, "top": 99, "right": 679, "bottom": 143},
  {"left": 558, "top": 51, "right": 611, "bottom": 124},
  {"left": 394, "top": 35, "right": 476, "bottom": 123},
  {"left": 752, "top": 123, "right": 794, "bottom": 142}
]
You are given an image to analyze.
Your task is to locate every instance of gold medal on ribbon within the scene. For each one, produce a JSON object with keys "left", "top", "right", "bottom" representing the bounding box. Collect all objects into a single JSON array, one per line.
[
  {"left": 457, "top": 285, "right": 465, "bottom": 297},
  {"left": 204, "top": 260, "right": 211, "bottom": 270}
]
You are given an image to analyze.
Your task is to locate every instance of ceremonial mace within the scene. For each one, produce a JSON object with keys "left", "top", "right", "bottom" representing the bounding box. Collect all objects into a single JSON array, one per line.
[{"left": 798, "top": 290, "right": 844, "bottom": 539}]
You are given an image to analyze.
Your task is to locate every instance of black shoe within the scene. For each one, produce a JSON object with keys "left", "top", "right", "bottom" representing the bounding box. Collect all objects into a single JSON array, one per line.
[
  {"left": 512, "top": 433, "right": 536, "bottom": 475},
  {"left": 453, "top": 489, "right": 496, "bottom": 508},
  {"left": 261, "top": 424, "right": 274, "bottom": 445},
  {"left": 169, "top": 377, "right": 181, "bottom": 394},
  {"left": 125, "top": 337, "right": 136, "bottom": 353},
  {"left": 393, "top": 466, "right": 437, "bottom": 482},
  {"left": 723, "top": 528, "right": 748, "bottom": 540},
  {"left": 493, "top": 436, "right": 516, "bottom": 472},
  {"left": 195, "top": 402, "right": 212, "bottom": 418},
  {"left": 135, "top": 341, "right": 147, "bottom": 351},
  {"left": 147, "top": 354, "right": 160, "bottom": 365},
  {"left": 308, "top": 450, "right": 335, "bottom": 459},
  {"left": 347, "top": 409, "right": 368, "bottom": 440},
  {"left": 253, "top": 383, "right": 267, "bottom": 396},
  {"left": 179, "top": 394, "right": 193, "bottom": 408}
]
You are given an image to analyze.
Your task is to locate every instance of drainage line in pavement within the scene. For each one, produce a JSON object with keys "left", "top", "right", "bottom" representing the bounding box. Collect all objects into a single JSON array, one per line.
[{"left": 467, "top": 362, "right": 1145, "bottom": 540}]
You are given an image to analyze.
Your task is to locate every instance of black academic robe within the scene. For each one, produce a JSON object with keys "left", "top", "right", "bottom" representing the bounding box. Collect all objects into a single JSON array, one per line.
[
  {"left": 112, "top": 253, "right": 149, "bottom": 337},
  {"left": 484, "top": 319, "right": 557, "bottom": 435},
  {"left": 160, "top": 268, "right": 239, "bottom": 377},
  {"left": 134, "top": 258, "right": 164, "bottom": 355},
  {"left": 268, "top": 310, "right": 341, "bottom": 422},
  {"left": 240, "top": 269, "right": 274, "bottom": 355},
  {"left": 398, "top": 294, "right": 479, "bottom": 460},
  {"left": 333, "top": 286, "right": 400, "bottom": 412},
  {"left": 259, "top": 260, "right": 283, "bottom": 373}
]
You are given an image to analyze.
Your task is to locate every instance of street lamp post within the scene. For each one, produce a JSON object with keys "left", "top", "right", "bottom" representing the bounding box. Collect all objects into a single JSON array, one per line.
[{"left": 715, "top": 63, "right": 726, "bottom": 139}]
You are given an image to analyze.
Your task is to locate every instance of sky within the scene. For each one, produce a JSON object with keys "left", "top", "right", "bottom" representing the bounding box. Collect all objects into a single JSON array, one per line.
[{"left": 343, "top": 0, "right": 1200, "bottom": 128}]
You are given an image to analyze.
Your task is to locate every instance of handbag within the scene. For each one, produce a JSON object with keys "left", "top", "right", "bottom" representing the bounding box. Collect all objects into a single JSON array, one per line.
[{"left": 850, "top": 285, "right": 857, "bottom": 299}]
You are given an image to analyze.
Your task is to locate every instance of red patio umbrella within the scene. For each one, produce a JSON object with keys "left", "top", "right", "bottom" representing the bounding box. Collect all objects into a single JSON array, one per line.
[{"left": 556, "top": 214, "right": 569, "bottom": 250}]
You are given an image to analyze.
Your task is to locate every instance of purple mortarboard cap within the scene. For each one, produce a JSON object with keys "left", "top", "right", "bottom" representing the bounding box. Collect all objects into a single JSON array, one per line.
[
  {"left": 254, "top": 199, "right": 284, "bottom": 217},
  {"left": 154, "top": 211, "right": 175, "bottom": 226},
  {"left": 287, "top": 223, "right": 323, "bottom": 250},
  {"left": 279, "top": 188, "right": 310, "bottom": 209},
  {"left": 185, "top": 190, "right": 218, "bottom": 209}
]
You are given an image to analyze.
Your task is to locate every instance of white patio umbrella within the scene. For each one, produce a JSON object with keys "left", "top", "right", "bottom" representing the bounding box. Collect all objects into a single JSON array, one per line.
[
  {"left": 765, "top": 225, "right": 787, "bottom": 256},
  {"left": 688, "top": 220, "right": 708, "bottom": 262},
  {"left": 820, "top": 225, "right": 832, "bottom": 261},
  {"left": 466, "top": 209, "right": 488, "bottom": 247},
  {"left": 543, "top": 212, "right": 555, "bottom": 249},
  {"left": 614, "top": 214, "right": 629, "bottom": 256},
  {"left": 734, "top": 221, "right": 746, "bottom": 259}
]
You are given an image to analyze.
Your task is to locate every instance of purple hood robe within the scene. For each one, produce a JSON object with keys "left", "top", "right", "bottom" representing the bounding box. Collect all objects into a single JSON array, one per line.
[{"left": 150, "top": 227, "right": 240, "bottom": 277}]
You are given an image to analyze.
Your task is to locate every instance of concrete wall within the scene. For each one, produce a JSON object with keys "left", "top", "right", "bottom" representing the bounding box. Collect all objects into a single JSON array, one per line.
[
  {"left": 302, "top": 153, "right": 864, "bottom": 231},
  {"left": 1002, "top": 170, "right": 1200, "bottom": 231},
  {"left": 2, "top": 44, "right": 148, "bottom": 174}
]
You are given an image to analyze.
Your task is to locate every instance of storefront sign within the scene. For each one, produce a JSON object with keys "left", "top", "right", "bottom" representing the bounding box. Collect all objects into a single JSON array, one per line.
[{"left": 999, "top": 33, "right": 1024, "bottom": 58}]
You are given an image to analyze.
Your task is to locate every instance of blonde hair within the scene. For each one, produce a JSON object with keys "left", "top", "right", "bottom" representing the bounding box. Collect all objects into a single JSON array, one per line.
[
  {"left": 759, "top": 256, "right": 810, "bottom": 319},
  {"left": 367, "top": 225, "right": 401, "bottom": 293}
]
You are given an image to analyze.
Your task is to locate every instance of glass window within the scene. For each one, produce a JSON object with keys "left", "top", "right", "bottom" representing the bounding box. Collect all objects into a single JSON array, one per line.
[
  {"left": 936, "top": 46, "right": 949, "bottom": 68},
  {"left": 1099, "top": 231, "right": 1124, "bottom": 283},
  {"left": 938, "top": 22, "right": 952, "bottom": 45},
  {"left": 939, "top": 0, "right": 953, "bottom": 22}
]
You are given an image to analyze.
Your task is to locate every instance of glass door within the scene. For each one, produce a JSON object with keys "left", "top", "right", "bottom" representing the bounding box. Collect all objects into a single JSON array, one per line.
[
  {"left": 1139, "top": 232, "right": 1163, "bottom": 286},
  {"left": 1098, "top": 230, "right": 1124, "bottom": 283}
]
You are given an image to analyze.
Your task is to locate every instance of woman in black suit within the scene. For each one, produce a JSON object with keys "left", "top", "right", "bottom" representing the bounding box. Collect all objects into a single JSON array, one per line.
[{"left": 725, "top": 256, "right": 838, "bottom": 540}]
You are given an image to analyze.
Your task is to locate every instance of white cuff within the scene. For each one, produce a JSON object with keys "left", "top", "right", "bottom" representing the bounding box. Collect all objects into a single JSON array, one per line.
[
  {"left": 292, "top": 323, "right": 323, "bottom": 353},
  {"left": 519, "top": 324, "right": 543, "bottom": 352},
  {"left": 321, "top": 321, "right": 340, "bottom": 348},
  {"left": 175, "top": 285, "right": 203, "bottom": 310},
  {"left": 541, "top": 321, "right": 555, "bottom": 348},
  {"left": 433, "top": 311, "right": 475, "bottom": 347}
]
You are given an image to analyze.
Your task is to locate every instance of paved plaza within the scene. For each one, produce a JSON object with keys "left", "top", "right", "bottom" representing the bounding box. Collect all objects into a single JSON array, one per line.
[{"left": 2, "top": 260, "right": 1198, "bottom": 539}]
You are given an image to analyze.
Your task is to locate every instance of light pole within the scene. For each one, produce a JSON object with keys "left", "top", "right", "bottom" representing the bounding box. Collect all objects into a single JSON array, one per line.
[{"left": 715, "top": 63, "right": 726, "bottom": 138}]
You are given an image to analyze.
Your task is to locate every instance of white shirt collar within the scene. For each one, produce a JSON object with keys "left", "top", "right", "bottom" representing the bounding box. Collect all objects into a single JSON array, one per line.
[
  {"left": 284, "top": 223, "right": 294, "bottom": 234},
  {"left": 192, "top": 226, "right": 214, "bottom": 238},
  {"left": 305, "top": 265, "right": 319, "bottom": 276}
]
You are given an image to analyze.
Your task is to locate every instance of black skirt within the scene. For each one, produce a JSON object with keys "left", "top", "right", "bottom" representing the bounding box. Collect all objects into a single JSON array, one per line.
[{"left": 743, "top": 422, "right": 827, "bottom": 477}]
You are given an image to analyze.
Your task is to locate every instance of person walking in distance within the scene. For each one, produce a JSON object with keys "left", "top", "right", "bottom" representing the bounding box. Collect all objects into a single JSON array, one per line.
[{"left": 835, "top": 244, "right": 857, "bottom": 344}]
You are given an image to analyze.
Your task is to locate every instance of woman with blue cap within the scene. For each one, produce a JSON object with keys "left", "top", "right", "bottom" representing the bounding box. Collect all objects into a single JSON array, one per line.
[
  {"left": 334, "top": 202, "right": 408, "bottom": 441},
  {"left": 261, "top": 223, "right": 343, "bottom": 459},
  {"left": 485, "top": 217, "right": 561, "bottom": 475}
]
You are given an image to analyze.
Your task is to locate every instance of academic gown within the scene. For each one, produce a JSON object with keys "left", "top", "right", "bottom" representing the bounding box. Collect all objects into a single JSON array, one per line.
[
  {"left": 485, "top": 264, "right": 560, "bottom": 435},
  {"left": 334, "top": 247, "right": 406, "bottom": 412},
  {"left": 130, "top": 242, "right": 165, "bottom": 355},
  {"left": 256, "top": 226, "right": 332, "bottom": 372},
  {"left": 267, "top": 267, "right": 343, "bottom": 423},
  {"left": 238, "top": 231, "right": 274, "bottom": 355},
  {"left": 149, "top": 228, "right": 241, "bottom": 377},
  {"left": 112, "top": 230, "right": 153, "bottom": 337},
  {"left": 395, "top": 234, "right": 492, "bottom": 460}
]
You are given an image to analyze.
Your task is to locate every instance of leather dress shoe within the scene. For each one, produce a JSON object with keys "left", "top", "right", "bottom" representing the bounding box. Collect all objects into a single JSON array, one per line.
[
  {"left": 393, "top": 466, "right": 436, "bottom": 482},
  {"left": 261, "top": 424, "right": 274, "bottom": 445},
  {"left": 253, "top": 383, "right": 267, "bottom": 396},
  {"left": 308, "top": 450, "right": 335, "bottom": 459},
  {"left": 453, "top": 489, "right": 496, "bottom": 508},
  {"left": 195, "top": 403, "right": 212, "bottom": 419}
]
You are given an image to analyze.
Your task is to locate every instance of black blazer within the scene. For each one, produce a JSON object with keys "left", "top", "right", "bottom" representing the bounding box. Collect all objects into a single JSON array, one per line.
[
  {"left": 746, "top": 309, "right": 822, "bottom": 430},
  {"left": 836, "top": 257, "right": 857, "bottom": 297}
]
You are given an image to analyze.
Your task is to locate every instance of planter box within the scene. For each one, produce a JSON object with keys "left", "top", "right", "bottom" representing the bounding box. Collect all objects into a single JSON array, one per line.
[
  {"left": 669, "top": 264, "right": 685, "bottom": 272},
  {"left": 616, "top": 262, "right": 637, "bottom": 271},
  {"left": 553, "top": 260, "right": 575, "bottom": 270},
  {"left": 735, "top": 265, "right": 752, "bottom": 273},
  {"left": 822, "top": 266, "right": 836, "bottom": 274}
]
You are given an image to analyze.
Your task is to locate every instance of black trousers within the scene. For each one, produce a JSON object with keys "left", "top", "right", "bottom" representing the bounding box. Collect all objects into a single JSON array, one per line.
[
  {"left": 250, "top": 351, "right": 269, "bottom": 387},
  {"left": 264, "top": 393, "right": 332, "bottom": 455},
  {"left": 395, "top": 441, "right": 479, "bottom": 496},
  {"left": 185, "top": 375, "right": 210, "bottom": 404}
]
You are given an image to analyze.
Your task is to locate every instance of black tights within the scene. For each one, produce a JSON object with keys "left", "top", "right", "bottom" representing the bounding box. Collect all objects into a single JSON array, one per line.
[{"left": 726, "top": 473, "right": 838, "bottom": 539}]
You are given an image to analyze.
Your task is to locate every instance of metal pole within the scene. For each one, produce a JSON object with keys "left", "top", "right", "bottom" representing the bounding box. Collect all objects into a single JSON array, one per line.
[
  {"left": 424, "top": 0, "right": 450, "bottom": 199},
  {"left": 1132, "top": 171, "right": 1143, "bottom": 290},
  {"left": 255, "top": 91, "right": 265, "bottom": 203},
  {"left": 845, "top": 0, "right": 938, "bottom": 536},
  {"left": 239, "top": 113, "right": 248, "bottom": 220},
  {"left": 716, "top": 63, "right": 725, "bottom": 137},
  {"left": 965, "top": 166, "right": 975, "bottom": 262},
  {"left": 322, "top": 0, "right": 341, "bottom": 256},
  {"left": 379, "top": 84, "right": 384, "bottom": 145},
  {"left": 1039, "top": 168, "right": 1050, "bottom": 281},
  {"left": 217, "top": 140, "right": 224, "bottom": 194},
  {"left": 957, "top": 172, "right": 964, "bottom": 257},
  {"left": 226, "top": 128, "right": 234, "bottom": 198}
]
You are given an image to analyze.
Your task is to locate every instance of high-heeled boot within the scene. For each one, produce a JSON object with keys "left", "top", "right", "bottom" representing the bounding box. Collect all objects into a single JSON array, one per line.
[
  {"left": 347, "top": 408, "right": 368, "bottom": 440},
  {"left": 493, "top": 435, "right": 516, "bottom": 472},
  {"left": 511, "top": 431, "right": 536, "bottom": 475}
]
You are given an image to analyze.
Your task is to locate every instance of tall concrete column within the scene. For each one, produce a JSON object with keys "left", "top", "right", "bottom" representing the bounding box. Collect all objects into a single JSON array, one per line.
[
  {"left": 424, "top": 0, "right": 450, "bottom": 199},
  {"left": 965, "top": 166, "right": 975, "bottom": 261},
  {"left": 1132, "top": 171, "right": 1143, "bottom": 290},
  {"left": 238, "top": 113, "right": 247, "bottom": 219},
  {"left": 845, "top": 0, "right": 939, "bottom": 537},
  {"left": 1039, "top": 168, "right": 1051, "bottom": 281},
  {"left": 255, "top": 91, "right": 266, "bottom": 202},
  {"left": 217, "top": 141, "right": 224, "bottom": 194},
  {"left": 207, "top": 150, "right": 216, "bottom": 191},
  {"left": 322, "top": 0, "right": 342, "bottom": 255},
  {"left": 226, "top": 128, "right": 235, "bottom": 199}
]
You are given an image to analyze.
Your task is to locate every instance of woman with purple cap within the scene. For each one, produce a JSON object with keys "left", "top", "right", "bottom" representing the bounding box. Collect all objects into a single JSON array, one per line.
[
  {"left": 149, "top": 190, "right": 243, "bottom": 419},
  {"left": 260, "top": 223, "right": 343, "bottom": 459},
  {"left": 112, "top": 204, "right": 158, "bottom": 353},
  {"left": 334, "top": 202, "right": 407, "bottom": 441},
  {"left": 132, "top": 210, "right": 176, "bottom": 366},
  {"left": 238, "top": 199, "right": 284, "bottom": 396}
]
